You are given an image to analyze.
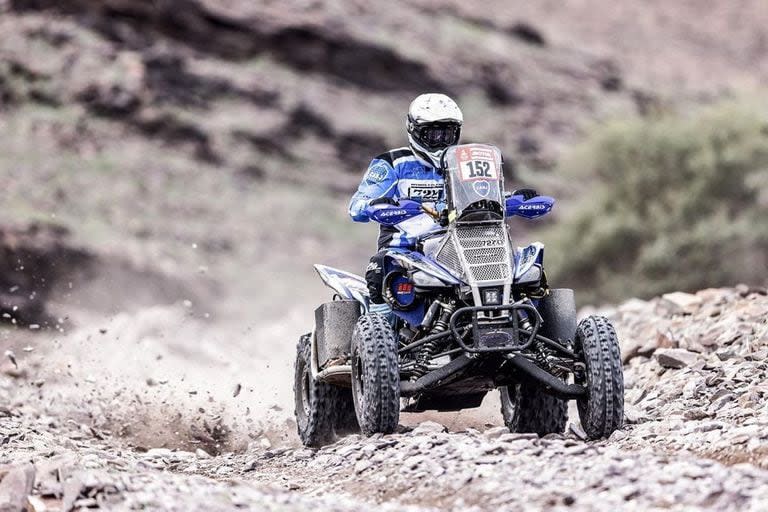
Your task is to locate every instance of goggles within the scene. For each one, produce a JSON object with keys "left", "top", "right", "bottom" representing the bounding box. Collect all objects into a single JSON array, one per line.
[{"left": 412, "top": 121, "right": 461, "bottom": 150}]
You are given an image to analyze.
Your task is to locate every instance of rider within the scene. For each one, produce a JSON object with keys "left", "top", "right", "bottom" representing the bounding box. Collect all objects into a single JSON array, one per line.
[{"left": 348, "top": 93, "right": 536, "bottom": 315}]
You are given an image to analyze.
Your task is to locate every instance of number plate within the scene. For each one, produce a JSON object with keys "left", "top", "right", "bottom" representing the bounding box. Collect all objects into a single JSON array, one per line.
[{"left": 457, "top": 146, "right": 499, "bottom": 181}]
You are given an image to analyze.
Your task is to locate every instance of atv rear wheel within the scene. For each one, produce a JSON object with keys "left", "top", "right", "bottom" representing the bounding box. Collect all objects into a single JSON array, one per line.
[
  {"left": 499, "top": 289, "right": 573, "bottom": 436},
  {"left": 575, "top": 315, "right": 624, "bottom": 440},
  {"left": 333, "top": 388, "right": 360, "bottom": 434},
  {"left": 294, "top": 333, "right": 336, "bottom": 447},
  {"left": 500, "top": 383, "right": 568, "bottom": 436},
  {"left": 351, "top": 313, "right": 400, "bottom": 436}
]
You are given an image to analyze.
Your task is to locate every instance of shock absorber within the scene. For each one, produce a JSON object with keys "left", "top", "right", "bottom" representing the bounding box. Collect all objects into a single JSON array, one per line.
[
  {"left": 413, "top": 339, "right": 438, "bottom": 378},
  {"left": 413, "top": 302, "right": 455, "bottom": 378},
  {"left": 433, "top": 302, "right": 455, "bottom": 332},
  {"left": 516, "top": 309, "right": 552, "bottom": 369},
  {"left": 518, "top": 311, "right": 532, "bottom": 332},
  {"left": 516, "top": 309, "right": 535, "bottom": 349}
]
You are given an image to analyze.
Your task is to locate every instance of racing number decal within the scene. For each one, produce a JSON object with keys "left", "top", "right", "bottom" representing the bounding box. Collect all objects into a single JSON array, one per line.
[
  {"left": 464, "top": 160, "right": 492, "bottom": 178},
  {"left": 457, "top": 146, "right": 499, "bottom": 181},
  {"left": 406, "top": 183, "right": 442, "bottom": 201}
]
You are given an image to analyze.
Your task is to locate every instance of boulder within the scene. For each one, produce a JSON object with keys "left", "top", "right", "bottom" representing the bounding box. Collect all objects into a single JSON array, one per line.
[
  {"left": 411, "top": 421, "right": 447, "bottom": 435},
  {"left": 658, "top": 292, "right": 703, "bottom": 315},
  {"left": 656, "top": 348, "right": 699, "bottom": 369},
  {"left": 0, "top": 223, "right": 93, "bottom": 326},
  {"left": 0, "top": 463, "right": 35, "bottom": 512}
]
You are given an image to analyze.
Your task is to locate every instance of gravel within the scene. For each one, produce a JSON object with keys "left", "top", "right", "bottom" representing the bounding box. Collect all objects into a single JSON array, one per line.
[{"left": 1, "top": 286, "right": 767, "bottom": 510}]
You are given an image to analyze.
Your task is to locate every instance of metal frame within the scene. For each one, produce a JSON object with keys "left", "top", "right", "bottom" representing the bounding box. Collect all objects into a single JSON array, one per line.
[
  {"left": 446, "top": 302, "right": 577, "bottom": 358},
  {"left": 435, "top": 220, "right": 514, "bottom": 308},
  {"left": 449, "top": 302, "right": 540, "bottom": 353},
  {"left": 392, "top": 300, "right": 585, "bottom": 398}
]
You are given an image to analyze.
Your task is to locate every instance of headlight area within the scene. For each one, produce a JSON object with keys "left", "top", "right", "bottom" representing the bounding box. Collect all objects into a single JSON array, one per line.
[
  {"left": 383, "top": 271, "right": 417, "bottom": 310},
  {"left": 481, "top": 287, "right": 503, "bottom": 305}
]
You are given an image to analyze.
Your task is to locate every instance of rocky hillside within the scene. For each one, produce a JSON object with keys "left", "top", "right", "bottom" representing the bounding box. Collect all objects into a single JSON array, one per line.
[
  {"left": 2, "top": 0, "right": 767, "bottom": 322},
  {"left": 5, "top": 0, "right": 766, "bottom": 188},
  {"left": 1, "top": 286, "right": 767, "bottom": 510},
  {"left": 1, "top": 0, "right": 640, "bottom": 192}
]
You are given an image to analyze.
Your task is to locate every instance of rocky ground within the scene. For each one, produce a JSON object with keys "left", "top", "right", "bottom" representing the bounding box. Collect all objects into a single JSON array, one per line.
[
  {"left": 611, "top": 285, "right": 768, "bottom": 468},
  {"left": 1, "top": 285, "right": 767, "bottom": 511}
]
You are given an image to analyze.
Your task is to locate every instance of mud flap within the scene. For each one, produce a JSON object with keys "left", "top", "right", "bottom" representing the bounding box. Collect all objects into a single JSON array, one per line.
[
  {"left": 314, "top": 300, "right": 361, "bottom": 369},
  {"left": 538, "top": 288, "right": 576, "bottom": 346}
]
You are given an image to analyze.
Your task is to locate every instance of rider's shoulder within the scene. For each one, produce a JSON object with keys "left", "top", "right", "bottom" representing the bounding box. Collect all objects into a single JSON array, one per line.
[{"left": 373, "top": 147, "right": 416, "bottom": 168}]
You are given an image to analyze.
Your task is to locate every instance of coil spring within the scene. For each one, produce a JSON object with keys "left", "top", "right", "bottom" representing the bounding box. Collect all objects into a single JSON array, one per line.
[
  {"left": 433, "top": 317, "right": 449, "bottom": 333},
  {"left": 435, "top": 303, "right": 455, "bottom": 332},
  {"left": 412, "top": 303, "right": 455, "bottom": 378},
  {"left": 413, "top": 339, "right": 439, "bottom": 378}
]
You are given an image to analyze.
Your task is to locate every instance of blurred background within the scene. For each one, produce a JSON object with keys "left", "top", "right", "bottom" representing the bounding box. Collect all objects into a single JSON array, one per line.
[{"left": 0, "top": 0, "right": 766, "bottom": 449}]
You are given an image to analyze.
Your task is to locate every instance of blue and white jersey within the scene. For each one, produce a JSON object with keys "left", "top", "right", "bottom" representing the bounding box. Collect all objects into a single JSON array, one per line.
[{"left": 349, "top": 147, "right": 444, "bottom": 248}]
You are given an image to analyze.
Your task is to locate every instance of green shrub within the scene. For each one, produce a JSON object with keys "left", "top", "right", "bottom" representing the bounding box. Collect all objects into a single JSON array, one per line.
[{"left": 546, "top": 99, "right": 768, "bottom": 304}]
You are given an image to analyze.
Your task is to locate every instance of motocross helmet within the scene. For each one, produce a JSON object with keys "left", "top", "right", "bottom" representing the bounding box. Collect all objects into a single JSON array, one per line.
[{"left": 406, "top": 93, "right": 463, "bottom": 169}]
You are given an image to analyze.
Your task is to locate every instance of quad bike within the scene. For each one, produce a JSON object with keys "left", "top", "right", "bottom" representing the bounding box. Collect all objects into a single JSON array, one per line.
[{"left": 294, "top": 143, "right": 624, "bottom": 447}]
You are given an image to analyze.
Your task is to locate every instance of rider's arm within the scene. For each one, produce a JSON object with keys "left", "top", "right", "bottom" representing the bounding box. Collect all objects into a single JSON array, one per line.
[{"left": 348, "top": 158, "right": 398, "bottom": 222}]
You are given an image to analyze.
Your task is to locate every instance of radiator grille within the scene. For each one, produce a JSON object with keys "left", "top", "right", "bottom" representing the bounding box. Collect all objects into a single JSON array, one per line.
[
  {"left": 436, "top": 237, "right": 463, "bottom": 278},
  {"left": 436, "top": 224, "right": 512, "bottom": 284},
  {"left": 464, "top": 246, "right": 506, "bottom": 265},
  {"left": 470, "top": 262, "right": 509, "bottom": 281}
]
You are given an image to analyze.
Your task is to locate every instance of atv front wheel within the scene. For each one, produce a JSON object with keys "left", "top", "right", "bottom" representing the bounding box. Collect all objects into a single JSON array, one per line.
[
  {"left": 575, "top": 315, "right": 624, "bottom": 440},
  {"left": 350, "top": 314, "right": 400, "bottom": 435},
  {"left": 294, "top": 333, "right": 336, "bottom": 447}
]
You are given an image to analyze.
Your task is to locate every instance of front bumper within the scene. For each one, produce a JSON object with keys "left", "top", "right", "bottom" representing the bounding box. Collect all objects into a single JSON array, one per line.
[{"left": 449, "top": 302, "right": 544, "bottom": 353}]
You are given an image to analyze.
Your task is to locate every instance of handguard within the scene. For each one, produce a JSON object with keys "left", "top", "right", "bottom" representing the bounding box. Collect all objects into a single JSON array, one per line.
[
  {"left": 366, "top": 199, "right": 424, "bottom": 226},
  {"left": 505, "top": 195, "right": 554, "bottom": 219}
]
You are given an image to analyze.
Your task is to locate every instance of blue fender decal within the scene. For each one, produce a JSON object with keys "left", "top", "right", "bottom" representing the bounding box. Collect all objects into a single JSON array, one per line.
[
  {"left": 313, "top": 264, "right": 369, "bottom": 309},
  {"left": 514, "top": 242, "right": 544, "bottom": 280}
]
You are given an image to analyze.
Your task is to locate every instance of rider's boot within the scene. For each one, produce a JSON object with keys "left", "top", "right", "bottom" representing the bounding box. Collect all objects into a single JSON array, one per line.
[
  {"left": 366, "top": 252, "right": 396, "bottom": 325},
  {"left": 369, "top": 301, "right": 395, "bottom": 325}
]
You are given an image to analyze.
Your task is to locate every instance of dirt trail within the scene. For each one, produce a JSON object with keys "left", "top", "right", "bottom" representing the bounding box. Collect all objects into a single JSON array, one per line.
[
  {"left": 2, "top": 302, "right": 303, "bottom": 449},
  {"left": 1, "top": 286, "right": 767, "bottom": 510}
]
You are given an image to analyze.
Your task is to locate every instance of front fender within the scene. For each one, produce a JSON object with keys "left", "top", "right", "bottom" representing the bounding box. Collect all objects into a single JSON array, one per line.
[
  {"left": 386, "top": 250, "right": 462, "bottom": 286},
  {"left": 513, "top": 242, "right": 544, "bottom": 282}
]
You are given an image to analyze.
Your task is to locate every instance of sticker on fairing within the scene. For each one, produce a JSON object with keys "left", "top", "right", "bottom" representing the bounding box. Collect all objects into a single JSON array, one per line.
[
  {"left": 473, "top": 180, "right": 490, "bottom": 197},
  {"left": 457, "top": 146, "right": 499, "bottom": 181}
]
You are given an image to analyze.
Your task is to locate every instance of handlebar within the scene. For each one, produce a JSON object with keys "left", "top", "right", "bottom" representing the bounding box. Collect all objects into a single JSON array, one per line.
[
  {"left": 420, "top": 204, "right": 440, "bottom": 221},
  {"left": 367, "top": 195, "right": 554, "bottom": 226}
]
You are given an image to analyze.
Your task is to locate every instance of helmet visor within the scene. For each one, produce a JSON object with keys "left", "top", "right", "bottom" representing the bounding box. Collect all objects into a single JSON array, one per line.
[{"left": 414, "top": 122, "right": 461, "bottom": 150}]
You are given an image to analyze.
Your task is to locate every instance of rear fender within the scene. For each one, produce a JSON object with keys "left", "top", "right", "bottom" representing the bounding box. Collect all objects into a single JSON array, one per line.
[{"left": 313, "top": 264, "right": 369, "bottom": 310}]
